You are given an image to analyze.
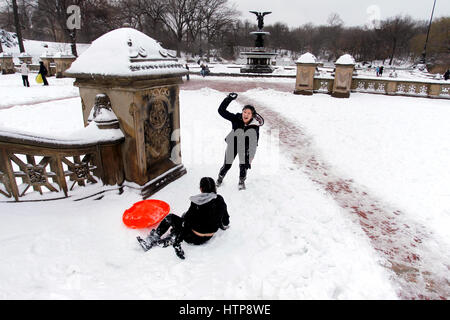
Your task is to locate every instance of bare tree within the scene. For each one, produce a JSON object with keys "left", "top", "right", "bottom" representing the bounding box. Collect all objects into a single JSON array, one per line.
[
  {"left": 199, "top": 0, "right": 238, "bottom": 60},
  {"left": 380, "top": 15, "right": 417, "bottom": 65},
  {"left": 11, "top": 0, "right": 25, "bottom": 52}
]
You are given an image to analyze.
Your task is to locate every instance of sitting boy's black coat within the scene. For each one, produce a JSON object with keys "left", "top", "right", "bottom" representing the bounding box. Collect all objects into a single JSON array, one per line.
[{"left": 183, "top": 194, "right": 229, "bottom": 234}]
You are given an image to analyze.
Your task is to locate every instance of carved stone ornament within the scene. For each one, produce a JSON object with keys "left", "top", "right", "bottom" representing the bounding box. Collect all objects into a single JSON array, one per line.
[
  {"left": 144, "top": 96, "right": 172, "bottom": 162},
  {"left": 25, "top": 164, "right": 47, "bottom": 185}
]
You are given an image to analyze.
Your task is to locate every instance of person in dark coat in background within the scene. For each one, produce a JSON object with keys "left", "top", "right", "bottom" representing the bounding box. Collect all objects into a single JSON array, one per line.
[
  {"left": 216, "top": 93, "right": 264, "bottom": 190},
  {"left": 379, "top": 66, "right": 384, "bottom": 76},
  {"left": 444, "top": 69, "right": 450, "bottom": 81},
  {"left": 185, "top": 64, "right": 190, "bottom": 80},
  {"left": 137, "top": 177, "right": 230, "bottom": 260},
  {"left": 38, "top": 61, "right": 49, "bottom": 86}
]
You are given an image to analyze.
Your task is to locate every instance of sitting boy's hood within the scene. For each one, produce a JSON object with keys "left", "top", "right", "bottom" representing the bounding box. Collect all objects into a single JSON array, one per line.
[{"left": 190, "top": 193, "right": 217, "bottom": 205}]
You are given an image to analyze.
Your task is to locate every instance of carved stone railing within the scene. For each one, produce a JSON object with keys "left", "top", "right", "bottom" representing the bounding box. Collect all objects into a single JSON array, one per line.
[
  {"left": 351, "top": 77, "right": 450, "bottom": 99},
  {"left": 0, "top": 130, "right": 124, "bottom": 202},
  {"left": 311, "top": 76, "right": 450, "bottom": 99},
  {"left": 0, "top": 94, "right": 125, "bottom": 202}
]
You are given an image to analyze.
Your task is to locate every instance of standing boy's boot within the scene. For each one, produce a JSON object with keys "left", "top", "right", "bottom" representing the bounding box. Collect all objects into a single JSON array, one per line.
[
  {"left": 238, "top": 177, "right": 246, "bottom": 191},
  {"left": 216, "top": 174, "right": 225, "bottom": 187}
]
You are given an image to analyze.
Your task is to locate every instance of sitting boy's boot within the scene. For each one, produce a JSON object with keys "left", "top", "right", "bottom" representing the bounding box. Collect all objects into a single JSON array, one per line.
[
  {"left": 157, "top": 236, "right": 175, "bottom": 248},
  {"left": 137, "top": 236, "right": 153, "bottom": 252},
  {"left": 216, "top": 174, "right": 225, "bottom": 187},
  {"left": 145, "top": 229, "right": 160, "bottom": 243},
  {"left": 173, "top": 243, "right": 185, "bottom": 260},
  {"left": 238, "top": 178, "right": 246, "bottom": 191}
]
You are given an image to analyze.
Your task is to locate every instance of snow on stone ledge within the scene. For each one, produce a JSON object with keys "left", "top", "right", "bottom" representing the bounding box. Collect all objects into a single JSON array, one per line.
[
  {"left": 297, "top": 52, "right": 317, "bottom": 64},
  {"left": 53, "top": 52, "right": 75, "bottom": 59},
  {"left": 66, "top": 28, "right": 187, "bottom": 78},
  {"left": 336, "top": 54, "right": 356, "bottom": 65},
  {"left": 0, "top": 123, "right": 124, "bottom": 148}
]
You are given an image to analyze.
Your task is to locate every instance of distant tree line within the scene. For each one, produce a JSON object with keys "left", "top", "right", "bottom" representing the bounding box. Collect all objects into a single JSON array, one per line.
[{"left": 0, "top": 1, "right": 448, "bottom": 70}]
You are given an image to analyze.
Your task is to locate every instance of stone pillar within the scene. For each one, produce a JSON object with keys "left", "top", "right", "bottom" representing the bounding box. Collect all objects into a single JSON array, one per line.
[
  {"left": 18, "top": 53, "right": 33, "bottom": 65},
  {"left": 53, "top": 53, "right": 76, "bottom": 78},
  {"left": 40, "top": 53, "right": 55, "bottom": 77},
  {"left": 66, "top": 27, "right": 188, "bottom": 198},
  {"left": 332, "top": 54, "right": 355, "bottom": 98},
  {"left": 294, "top": 53, "right": 318, "bottom": 95},
  {"left": 0, "top": 53, "right": 15, "bottom": 74}
]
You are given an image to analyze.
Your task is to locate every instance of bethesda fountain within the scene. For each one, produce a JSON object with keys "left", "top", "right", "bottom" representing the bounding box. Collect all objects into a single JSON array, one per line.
[{"left": 240, "top": 11, "right": 278, "bottom": 74}]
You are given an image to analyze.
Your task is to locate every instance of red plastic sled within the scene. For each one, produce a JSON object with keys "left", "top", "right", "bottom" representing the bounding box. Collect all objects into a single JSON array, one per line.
[{"left": 123, "top": 200, "right": 170, "bottom": 229}]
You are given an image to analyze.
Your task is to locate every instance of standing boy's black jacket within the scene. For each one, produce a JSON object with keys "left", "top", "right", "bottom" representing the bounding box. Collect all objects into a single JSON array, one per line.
[
  {"left": 218, "top": 96, "right": 263, "bottom": 162},
  {"left": 183, "top": 193, "right": 230, "bottom": 234}
]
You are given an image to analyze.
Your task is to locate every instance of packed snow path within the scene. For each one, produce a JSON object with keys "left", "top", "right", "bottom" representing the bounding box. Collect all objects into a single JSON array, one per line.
[{"left": 183, "top": 78, "right": 450, "bottom": 300}]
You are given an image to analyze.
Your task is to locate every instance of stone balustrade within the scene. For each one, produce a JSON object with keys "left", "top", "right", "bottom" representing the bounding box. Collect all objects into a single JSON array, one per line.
[{"left": 296, "top": 53, "right": 450, "bottom": 99}]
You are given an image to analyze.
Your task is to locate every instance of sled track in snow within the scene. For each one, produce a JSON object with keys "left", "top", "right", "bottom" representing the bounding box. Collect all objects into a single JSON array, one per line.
[{"left": 183, "top": 79, "right": 450, "bottom": 299}]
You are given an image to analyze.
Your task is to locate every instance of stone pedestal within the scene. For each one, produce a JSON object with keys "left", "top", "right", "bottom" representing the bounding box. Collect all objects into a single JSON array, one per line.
[
  {"left": 240, "top": 31, "right": 277, "bottom": 74},
  {"left": 66, "top": 28, "right": 187, "bottom": 198},
  {"left": 54, "top": 53, "right": 76, "bottom": 78},
  {"left": 294, "top": 53, "right": 319, "bottom": 95},
  {"left": 332, "top": 54, "right": 355, "bottom": 98},
  {"left": 0, "top": 53, "right": 15, "bottom": 74},
  {"left": 40, "top": 53, "right": 55, "bottom": 77}
]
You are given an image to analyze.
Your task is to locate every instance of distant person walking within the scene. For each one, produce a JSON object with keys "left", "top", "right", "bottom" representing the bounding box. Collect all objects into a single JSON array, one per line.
[
  {"left": 379, "top": 66, "right": 384, "bottom": 77},
  {"left": 20, "top": 62, "right": 30, "bottom": 87},
  {"left": 38, "top": 61, "right": 49, "bottom": 86},
  {"left": 376, "top": 66, "right": 380, "bottom": 77},
  {"left": 444, "top": 69, "right": 450, "bottom": 81},
  {"left": 185, "top": 64, "right": 190, "bottom": 81}
]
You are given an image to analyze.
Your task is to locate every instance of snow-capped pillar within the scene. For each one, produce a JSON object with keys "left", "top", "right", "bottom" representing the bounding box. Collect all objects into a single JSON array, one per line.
[
  {"left": 332, "top": 54, "right": 356, "bottom": 98},
  {"left": 66, "top": 28, "right": 187, "bottom": 198},
  {"left": 53, "top": 52, "right": 76, "bottom": 78},
  {"left": 18, "top": 52, "right": 33, "bottom": 65},
  {"left": 294, "top": 52, "right": 319, "bottom": 95},
  {"left": 0, "top": 53, "right": 15, "bottom": 75}
]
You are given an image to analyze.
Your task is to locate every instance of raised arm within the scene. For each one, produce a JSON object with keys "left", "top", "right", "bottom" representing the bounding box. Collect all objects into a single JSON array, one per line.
[{"left": 218, "top": 93, "right": 239, "bottom": 122}]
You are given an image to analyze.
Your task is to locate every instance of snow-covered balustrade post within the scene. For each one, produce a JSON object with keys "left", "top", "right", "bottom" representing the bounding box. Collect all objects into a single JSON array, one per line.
[
  {"left": 18, "top": 52, "right": 33, "bottom": 65},
  {"left": 332, "top": 54, "right": 355, "bottom": 98},
  {"left": 294, "top": 52, "right": 319, "bottom": 96},
  {"left": 40, "top": 52, "right": 55, "bottom": 77},
  {"left": 66, "top": 27, "right": 188, "bottom": 198},
  {"left": 53, "top": 52, "right": 76, "bottom": 78},
  {"left": 0, "top": 52, "right": 15, "bottom": 75}
]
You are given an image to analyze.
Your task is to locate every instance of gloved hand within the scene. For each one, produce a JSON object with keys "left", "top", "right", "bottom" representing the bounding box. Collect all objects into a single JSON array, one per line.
[{"left": 228, "top": 92, "right": 238, "bottom": 100}]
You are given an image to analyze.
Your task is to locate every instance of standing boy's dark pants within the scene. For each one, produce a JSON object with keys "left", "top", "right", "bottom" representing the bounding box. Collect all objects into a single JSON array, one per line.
[
  {"left": 219, "top": 142, "right": 249, "bottom": 180},
  {"left": 22, "top": 76, "right": 30, "bottom": 87},
  {"left": 41, "top": 74, "right": 49, "bottom": 86}
]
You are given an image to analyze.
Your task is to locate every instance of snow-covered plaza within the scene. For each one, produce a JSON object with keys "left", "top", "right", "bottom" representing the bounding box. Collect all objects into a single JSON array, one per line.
[{"left": 0, "top": 72, "right": 449, "bottom": 300}]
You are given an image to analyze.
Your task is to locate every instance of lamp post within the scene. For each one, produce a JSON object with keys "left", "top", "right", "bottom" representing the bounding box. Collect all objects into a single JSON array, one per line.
[{"left": 421, "top": 0, "right": 437, "bottom": 64}]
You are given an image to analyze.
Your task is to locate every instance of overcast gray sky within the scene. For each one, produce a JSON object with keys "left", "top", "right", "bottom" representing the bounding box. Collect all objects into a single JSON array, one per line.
[{"left": 234, "top": 0, "right": 450, "bottom": 27}]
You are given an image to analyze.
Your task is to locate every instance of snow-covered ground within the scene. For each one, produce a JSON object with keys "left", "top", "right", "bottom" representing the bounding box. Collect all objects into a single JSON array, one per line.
[{"left": 0, "top": 74, "right": 449, "bottom": 299}]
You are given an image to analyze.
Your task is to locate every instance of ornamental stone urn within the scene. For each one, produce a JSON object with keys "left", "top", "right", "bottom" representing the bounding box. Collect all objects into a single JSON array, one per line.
[
  {"left": 332, "top": 54, "right": 356, "bottom": 98},
  {"left": 294, "top": 52, "right": 319, "bottom": 95},
  {"left": 0, "top": 53, "right": 15, "bottom": 74},
  {"left": 66, "top": 28, "right": 187, "bottom": 198}
]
